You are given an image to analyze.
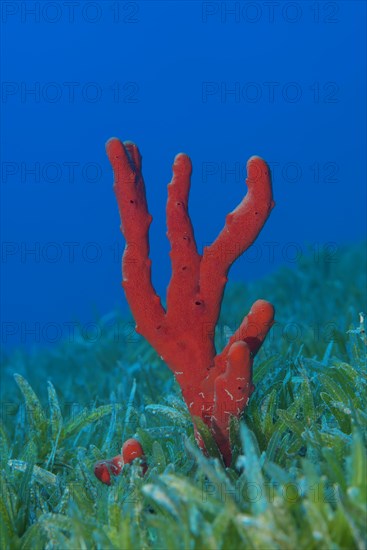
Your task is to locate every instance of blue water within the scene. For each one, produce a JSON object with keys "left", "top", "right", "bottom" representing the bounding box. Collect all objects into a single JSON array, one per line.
[{"left": 1, "top": 1, "right": 366, "bottom": 350}]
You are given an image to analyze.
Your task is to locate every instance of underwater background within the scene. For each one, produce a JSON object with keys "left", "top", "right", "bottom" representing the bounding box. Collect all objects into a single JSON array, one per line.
[{"left": 1, "top": 0, "right": 366, "bottom": 351}]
